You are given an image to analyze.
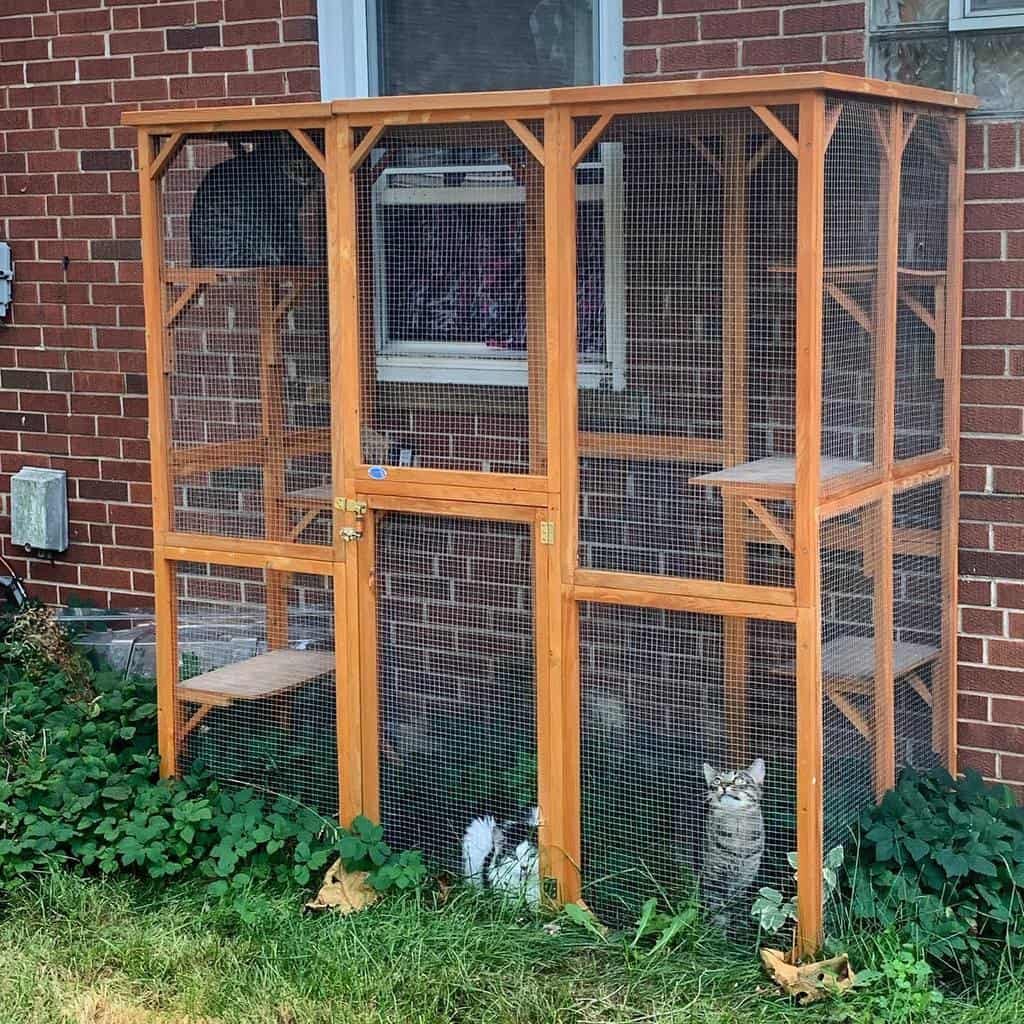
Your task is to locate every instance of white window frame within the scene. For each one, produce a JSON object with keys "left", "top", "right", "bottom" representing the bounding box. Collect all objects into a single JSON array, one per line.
[
  {"left": 316, "top": 0, "right": 624, "bottom": 100},
  {"left": 316, "top": 0, "right": 625, "bottom": 389},
  {"left": 949, "top": 0, "right": 1024, "bottom": 32},
  {"left": 371, "top": 144, "right": 625, "bottom": 390}
]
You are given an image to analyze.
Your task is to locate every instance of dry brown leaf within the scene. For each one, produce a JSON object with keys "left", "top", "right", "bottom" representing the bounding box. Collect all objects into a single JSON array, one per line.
[
  {"left": 760, "top": 947, "right": 856, "bottom": 1005},
  {"left": 304, "top": 858, "right": 380, "bottom": 914}
]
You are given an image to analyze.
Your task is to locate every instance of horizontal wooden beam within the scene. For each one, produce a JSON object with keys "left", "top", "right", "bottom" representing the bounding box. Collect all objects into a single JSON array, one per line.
[
  {"left": 579, "top": 432, "right": 724, "bottom": 463},
  {"left": 156, "top": 536, "right": 334, "bottom": 572},
  {"left": 574, "top": 568, "right": 795, "bottom": 609},
  {"left": 365, "top": 494, "right": 539, "bottom": 522},
  {"left": 573, "top": 581, "right": 798, "bottom": 622}
]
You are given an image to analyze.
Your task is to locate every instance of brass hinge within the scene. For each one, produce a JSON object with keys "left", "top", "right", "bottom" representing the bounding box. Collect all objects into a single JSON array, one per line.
[
  {"left": 334, "top": 497, "right": 368, "bottom": 515},
  {"left": 539, "top": 520, "right": 555, "bottom": 545}
]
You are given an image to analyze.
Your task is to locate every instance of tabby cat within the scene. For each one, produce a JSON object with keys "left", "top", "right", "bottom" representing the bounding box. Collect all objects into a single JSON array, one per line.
[{"left": 701, "top": 759, "right": 765, "bottom": 929}]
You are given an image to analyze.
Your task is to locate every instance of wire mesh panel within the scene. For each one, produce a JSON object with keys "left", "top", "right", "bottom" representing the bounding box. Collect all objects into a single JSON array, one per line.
[
  {"left": 376, "top": 513, "right": 537, "bottom": 877},
  {"left": 579, "top": 602, "right": 796, "bottom": 931},
  {"left": 173, "top": 562, "right": 338, "bottom": 815},
  {"left": 893, "top": 481, "right": 947, "bottom": 773},
  {"left": 354, "top": 122, "right": 547, "bottom": 474},
  {"left": 575, "top": 108, "right": 797, "bottom": 586},
  {"left": 822, "top": 99, "right": 885, "bottom": 468},
  {"left": 819, "top": 502, "right": 883, "bottom": 857},
  {"left": 895, "top": 113, "right": 951, "bottom": 461},
  {"left": 160, "top": 131, "right": 331, "bottom": 544}
]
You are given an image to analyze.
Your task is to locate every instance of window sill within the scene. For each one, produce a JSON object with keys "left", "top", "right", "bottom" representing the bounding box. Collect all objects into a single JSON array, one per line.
[{"left": 376, "top": 353, "right": 620, "bottom": 390}]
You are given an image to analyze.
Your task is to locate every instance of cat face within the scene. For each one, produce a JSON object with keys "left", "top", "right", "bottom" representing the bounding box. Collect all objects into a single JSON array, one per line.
[{"left": 703, "top": 759, "right": 765, "bottom": 811}]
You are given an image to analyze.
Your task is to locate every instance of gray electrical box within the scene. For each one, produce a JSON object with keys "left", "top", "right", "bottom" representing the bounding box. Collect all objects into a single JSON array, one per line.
[
  {"left": 0, "top": 243, "right": 12, "bottom": 319},
  {"left": 11, "top": 467, "right": 68, "bottom": 553}
]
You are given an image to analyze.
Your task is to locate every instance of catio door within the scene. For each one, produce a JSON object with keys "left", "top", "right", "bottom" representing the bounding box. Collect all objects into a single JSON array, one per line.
[{"left": 351, "top": 500, "right": 549, "bottom": 878}]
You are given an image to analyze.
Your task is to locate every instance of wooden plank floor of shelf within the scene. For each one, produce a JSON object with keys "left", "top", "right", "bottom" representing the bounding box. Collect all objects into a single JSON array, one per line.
[
  {"left": 781, "top": 635, "right": 939, "bottom": 744},
  {"left": 176, "top": 648, "right": 336, "bottom": 742},
  {"left": 690, "top": 455, "right": 870, "bottom": 498}
]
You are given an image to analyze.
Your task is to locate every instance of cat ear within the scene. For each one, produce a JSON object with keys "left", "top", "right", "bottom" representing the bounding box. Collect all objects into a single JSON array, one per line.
[
  {"left": 748, "top": 758, "right": 766, "bottom": 785},
  {"left": 703, "top": 763, "right": 716, "bottom": 787}
]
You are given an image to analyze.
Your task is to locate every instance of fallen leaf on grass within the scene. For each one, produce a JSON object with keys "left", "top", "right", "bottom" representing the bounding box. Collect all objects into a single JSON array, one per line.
[
  {"left": 304, "top": 858, "right": 380, "bottom": 914},
  {"left": 760, "top": 947, "right": 856, "bottom": 1005}
]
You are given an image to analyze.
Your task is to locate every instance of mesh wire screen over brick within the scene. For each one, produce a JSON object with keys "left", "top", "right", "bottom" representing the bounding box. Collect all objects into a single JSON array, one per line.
[
  {"left": 575, "top": 108, "right": 797, "bottom": 586},
  {"left": 174, "top": 562, "right": 338, "bottom": 816},
  {"left": 160, "top": 131, "right": 332, "bottom": 545},
  {"left": 579, "top": 602, "right": 795, "bottom": 931},
  {"left": 896, "top": 113, "right": 951, "bottom": 461},
  {"left": 354, "top": 122, "right": 547, "bottom": 474},
  {"left": 819, "top": 503, "right": 882, "bottom": 856},
  {"left": 822, "top": 100, "right": 883, "bottom": 467},
  {"left": 376, "top": 513, "right": 536, "bottom": 874},
  {"left": 893, "top": 481, "right": 946, "bottom": 774}
]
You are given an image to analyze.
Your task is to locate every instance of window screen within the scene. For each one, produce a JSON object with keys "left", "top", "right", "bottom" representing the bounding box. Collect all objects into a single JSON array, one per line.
[{"left": 376, "top": 0, "right": 595, "bottom": 94}]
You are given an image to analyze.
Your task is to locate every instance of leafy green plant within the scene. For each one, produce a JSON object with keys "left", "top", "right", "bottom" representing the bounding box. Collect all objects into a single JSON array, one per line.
[
  {"left": 835, "top": 940, "right": 945, "bottom": 1023},
  {"left": 0, "top": 605, "right": 426, "bottom": 916},
  {"left": 562, "top": 896, "right": 699, "bottom": 958},
  {"left": 844, "top": 768, "right": 1024, "bottom": 984},
  {"left": 752, "top": 845, "right": 844, "bottom": 935},
  {"left": 338, "top": 815, "right": 426, "bottom": 892}
]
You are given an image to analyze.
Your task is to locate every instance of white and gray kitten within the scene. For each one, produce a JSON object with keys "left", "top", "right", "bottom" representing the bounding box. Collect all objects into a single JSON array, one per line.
[
  {"left": 701, "top": 758, "right": 765, "bottom": 929},
  {"left": 461, "top": 806, "right": 541, "bottom": 907}
]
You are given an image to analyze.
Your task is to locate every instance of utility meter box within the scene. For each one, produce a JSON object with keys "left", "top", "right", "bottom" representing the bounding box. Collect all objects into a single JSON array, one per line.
[{"left": 11, "top": 467, "right": 68, "bottom": 553}]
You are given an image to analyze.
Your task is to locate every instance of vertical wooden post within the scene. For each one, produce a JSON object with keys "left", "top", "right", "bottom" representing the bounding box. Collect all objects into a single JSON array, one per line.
[
  {"left": 326, "top": 114, "right": 363, "bottom": 823},
  {"left": 871, "top": 104, "right": 903, "bottom": 798},
  {"left": 794, "top": 91, "right": 826, "bottom": 959},
  {"left": 333, "top": 115, "right": 369, "bottom": 825},
  {"left": 872, "top": 492, "right": 895, "bottom": 798},
  {"left": 153, "top": 554, "right": 179, "bottom": 777},
  {"left": 259, "top": 271, "right": 289, "bottom": 650},
  {"left": 942, "top": 113, "right": 967, "bottom": 770},
  {"left": 356, "top": 509, "right": 381, "bottom": 822},
  {"left": 722, "top": 125, "right": 750, "bottom": 766},
  {"left": 138, "top": 128, "right": 178, "bottom": 778},
  {"left": 546, "top": 105, "right": 581, "bottom": 902}
]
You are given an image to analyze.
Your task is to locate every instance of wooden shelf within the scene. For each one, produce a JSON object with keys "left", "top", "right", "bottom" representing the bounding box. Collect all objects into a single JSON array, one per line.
[
  {"left": 690, "top": 455, "right": 870, "bottom": 498},
  {"left": 820, "top": 636, "right": 939, "bottom": 682},
  {"left": 283, "top": 484, "right": 332, "bottom": 507},
  {"left": 178, "top": 648, "right": 335, "bottom": 708}
]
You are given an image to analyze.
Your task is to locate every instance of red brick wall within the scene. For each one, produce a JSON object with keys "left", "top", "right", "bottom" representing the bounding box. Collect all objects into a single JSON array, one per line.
[
  {"left": 0, "top": 0, "right": 319, "bottom": 608},
  {"left": 623, "top": 3, "right": 1024, "bottom": 794},
  {"left": 622, "top": 0, "right": 865, "bottom": 79},
  {"left": 1, "top": 3, "right": 1021, "bottom": 792},
  {"left": 957, "top": 121, "right": 1024, "bottom": 793}
]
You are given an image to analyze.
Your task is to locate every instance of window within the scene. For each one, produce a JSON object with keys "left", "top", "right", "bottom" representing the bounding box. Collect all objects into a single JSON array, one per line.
[
  {"left": 318, "top": 0, "right": 625, "bottom": 388},
  {"left": 317, "top": 0, "right": 623, "bottom": 100},
  {"left": 870, "top": 0, "right": 1024, "bottom": 114}
]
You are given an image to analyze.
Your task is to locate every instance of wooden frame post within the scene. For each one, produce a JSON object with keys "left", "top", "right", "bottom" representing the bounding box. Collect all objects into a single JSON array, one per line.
[
  {"left": 871, "top": 104, "right": 904, "bottom": 798},
  {"left": 138, "top": 128, "right": 179, "bottom": 778},
  {"left": 794, "top": 90, "right": 826, "bottom": 959}
]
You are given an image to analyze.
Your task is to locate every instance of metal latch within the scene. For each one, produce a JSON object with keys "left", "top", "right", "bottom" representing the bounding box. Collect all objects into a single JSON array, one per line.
[
  {"left": 340, "top": 526, "right": 363, "bottom": 542},
  {"left": 539, "top": 520, "right": 555, "bottom": 545},
  {"left": 335, "top": 497, "right": 368, "bottom": 515}
]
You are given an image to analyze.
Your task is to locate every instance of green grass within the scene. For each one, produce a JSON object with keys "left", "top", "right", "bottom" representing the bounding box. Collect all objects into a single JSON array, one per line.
[{"left": 0, "top": 874, "right": 1020, "bottom": 1024}]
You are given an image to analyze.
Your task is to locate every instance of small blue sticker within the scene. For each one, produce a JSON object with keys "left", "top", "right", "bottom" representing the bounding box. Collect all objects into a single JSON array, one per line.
[{"left": 368, "top": 465, "right": 387, "bottom": 480}]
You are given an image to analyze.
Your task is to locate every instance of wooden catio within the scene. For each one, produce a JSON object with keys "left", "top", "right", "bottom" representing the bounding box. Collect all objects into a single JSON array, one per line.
[{"left": 126, "top": 73, "right": 974, "bottom": 952}]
